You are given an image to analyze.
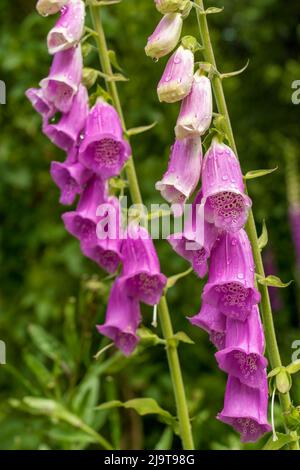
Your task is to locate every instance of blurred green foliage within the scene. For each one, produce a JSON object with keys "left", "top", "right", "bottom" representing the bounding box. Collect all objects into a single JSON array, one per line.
[{"left": 0, "top": 0, "right": 300, "bottom": 450}]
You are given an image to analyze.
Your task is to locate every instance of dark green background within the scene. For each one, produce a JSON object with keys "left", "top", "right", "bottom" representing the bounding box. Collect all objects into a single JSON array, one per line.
[{"left": 0, "top": 0, "right": 300, "bottom": 450}]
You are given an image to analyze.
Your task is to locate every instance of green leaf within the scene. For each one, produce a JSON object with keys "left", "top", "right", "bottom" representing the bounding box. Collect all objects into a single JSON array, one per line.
[
  {"left": 268, "top": 366, "right": 282, "bottom": 378},
  {"left": 220, "top": 60, "right": 249, "bottom": 80},
  {"left": 257, "top": 275, "right": 293, "bottom": 288},
  {"left": 244, "top": 167, "right": 278, "bottom": 180},
  {"left": 166, "top": 267, "right": 193, "bottom": 291},
  {"left": 89, "top": 85, "right": 112, "bottom": 106},
  {"left": 258, "top": 220, "right": 268, "bottom": 251},
  {"left": 205, "top": 7, "right": 224, "bottom": 14},
  {"left": 137, "top": 326, "right": 165, "bottom": 347},
  {"left": 286, "top": 360, "right": 300, "bottom": 375},
  {"left": 126, "top": 122, "right": 157, "bottom": 137},
  {"left": 263, "top": 432, "right": 297, "bottom": 450},
  {"left": 172, "top": 332, "right": 195, "bottom": 345},
  {"left": 91, "top": 0, "right": 122, "bottom": 5},
  {"left": 108, "top": 50, "right": 123, "bottom": 72},
  {"left": 96, "top": 398, "right": 177, "bottom": 429},
  {"left": 24, "top": 354, "right": 55, "bottom": 391},
  {"left": 155, "top": 427, "right": 174, "bottom": 451}
]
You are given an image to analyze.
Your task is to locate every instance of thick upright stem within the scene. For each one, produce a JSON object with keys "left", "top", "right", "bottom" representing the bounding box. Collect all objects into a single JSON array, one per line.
[
  {"left": 195, "top": 0, "right": 298, "bottom": 449},
  {"left": 89, "top": 4, "right": 194, "bottom": 450}
]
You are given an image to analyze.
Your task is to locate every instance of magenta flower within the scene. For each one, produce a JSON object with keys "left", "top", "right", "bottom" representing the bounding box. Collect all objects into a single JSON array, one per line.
[
  {"left": 202, "top": 229, "right": 261, "bottom": 322},
  {"left": 145, "top": 13, "right": 183, "bottom": 60},
  {"left": 215, "top": 306, "right": 267, "bottom": 388},
  {"left": 40, "top": 45, "right": 83, "bottom": 113},
  {"left": 47, "top": 0, "right": 85, "bottom": 54},
  {"left": 26, "top": 88, "right": 56, "bottom": 119},
  {"left": 175, "top": 72, "right": 212, "bottom": 140},
  {"left": 167, "top": 191, "right": 218, "bottom": 277},
  {"left": 50, "top": 146, "right": 92, "bottom": 205},
  {"left": 81, "top": 196, "right": 123, "bottom": 274},
  {"left": 62, "top": 175, "right": 106, "bottom": 245},
  {"left": 121, "top": 224, "right": 167, "bottom": 306},
  {"left": 202, "top": 139, "right": 252, "bottom": 232},
  {"left": 154, "top": 0, "right": 191, "bottom": 14},
  {"left": 157, "top": 45, "right": 194, "bottom": 103},
  {"left": 79, "top": 100, "right": 131, "bottom": 179},
  {"left": 97, "top": 278, "right": 141, "bottom": 356},
  {"left": 155, "top": 137, "right": 202, "bottom": 206},
  {"left": 43, "top": 84, "right": 89, "bottom": 151},
  {"left": 36, "top": 0, "right": 68, "bottom": 16},
  {"left": 289, "top": 203, "right": 300, "bottom": 268},
  {"left": 189, "top": 302, "right": 226, "bottom": 350},
  {"left": 218, "top": 376, "right": 271, "bottom": 442}
]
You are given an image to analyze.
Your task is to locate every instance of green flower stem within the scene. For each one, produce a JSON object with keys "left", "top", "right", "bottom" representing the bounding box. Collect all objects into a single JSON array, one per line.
[
  {"left": 89, "top": 3, "right": 194, "bottom": 450},
  {"left": 195, "top": 0, "right": 299, "bottom": 449}
]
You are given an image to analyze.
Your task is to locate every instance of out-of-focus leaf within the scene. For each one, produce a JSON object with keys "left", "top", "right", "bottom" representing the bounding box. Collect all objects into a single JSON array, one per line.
[{"left": 263, "top": 433, "right": 296, "bottom": 450}]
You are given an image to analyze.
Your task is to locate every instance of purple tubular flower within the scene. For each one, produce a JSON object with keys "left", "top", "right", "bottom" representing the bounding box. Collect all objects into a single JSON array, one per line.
[
  {"left": 81, "top": 196, "right": 123, "bottom": 274},
  {"left": 40, "top": 45, "right": 83, "bottom": 113},
  {"left": 79, "top": 100, "right": 131, "bottom": 179},
  {"left": 26, "top": 88, "right": 56, "bottom": 119},
  {"left": 155, "top": 137, "right": 202, "bottom": 206},
  {"left": 50, "top": 146, "right": 92, "bottom": 205},
  {"left": 47, "top": 0, "right": 85, "bottom": 54},
  {"left": 62, "top": 175, "right": 106, "bottom": 245},
  {"left": 218, "top": 376, "right": 271, "bottom": 443},
  {"left": 145, "top": 13, "right": 183, "bottom": 60},
  {"left": 97, "top": 278, "right": 141, "bottom": 356},
  {"left": 202, "top": 139, "right": 252, "bottom": 232},
  {"left": 215, "top": 306, "right": 268, "bottom": 388},
  {"left": 36, "top": 0, "right": 68, "bottom": 16},
  {"left": 121, "top": 224, "right": 167, "bottom": 306},
  {"left": 189, "top": 302, "right": 226, "bottom": 350},
  {"left": 289, "top": 203, "right": 300, "bottom": 268},
  {"left": 175, "top": 72, "right": 213, "bottom": 140},
  {"left": 167, "top": 191, "right": 218, "bottom": 277},
  {"left": 157, "top": 45, "right": 194, "bottom": 103},
  {"left": 43, "top": 84, "right": 89, "bottom": 151},
  {"left": 202, "top": 229, "right": 261, "bottom": 322}
]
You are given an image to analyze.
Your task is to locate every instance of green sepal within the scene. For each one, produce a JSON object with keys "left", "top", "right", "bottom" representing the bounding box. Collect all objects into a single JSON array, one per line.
[
  {"left": 108, "top": 50, "right": 123, "bottom": 72},
  {"left": 165, "top": 267, "right": 193, "bottom": 292},
  {"left": 137, "top": 326, "right": 166, "bottom": 347},
  {"left": 126, "top": 121, "right": 157, "bottom": 137},
  {"left": 258, "top": 219, "right": 268, "bottom": 251},
  {"left": 244, "top": 167, "right": 278, "bottom": 180},
  {"left": 286, "top": 359, "right": 300, "bottom": 375},
  {"left": 220, "top": 60, "right": 249, "bottom": 80},
  {"left": 256, "top": 274, "right": 293, "bottom": 288}
]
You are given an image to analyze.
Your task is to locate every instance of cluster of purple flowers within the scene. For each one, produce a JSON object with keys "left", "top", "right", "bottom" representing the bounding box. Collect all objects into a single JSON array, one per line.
[
  {"left": 27, "top": 0, "right": 167, "bottom": 356},
  {"left": 147, "top": 0, "right": 271, "bottom": 442}
]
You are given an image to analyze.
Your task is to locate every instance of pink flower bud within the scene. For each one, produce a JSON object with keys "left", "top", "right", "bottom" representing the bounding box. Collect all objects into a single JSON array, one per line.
[
  {"left": 157, "top": 45, "right": 194, "bottom": 103},
  {"left": 156, "top": 137, "right": 202, "bottom": 206},
  {"left": 202, "top": 139, "right": 252, "bottom": 232},
  {"left": 145, "top": 13, "right": 183, "bottom": 60},
  {"left": 36, "top": 0, "right": 68, "bottom": 16},
  {"left": 175, "top": 72, "right": 213, "bottom": 139},
  {"left": 47, "top": 0, "right": 85, "bottom": 54}
]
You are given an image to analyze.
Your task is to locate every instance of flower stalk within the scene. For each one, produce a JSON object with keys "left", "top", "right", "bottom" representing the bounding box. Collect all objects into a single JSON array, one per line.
[
  {"left": 88, "top": 2, "right": 194, "bottom": 450},
  {"left": 194, "top": 0, "right": 299, "bottom": 449}
]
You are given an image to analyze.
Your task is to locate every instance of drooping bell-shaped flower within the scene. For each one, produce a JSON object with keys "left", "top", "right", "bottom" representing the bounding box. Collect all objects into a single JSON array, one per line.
[
  {"left": 121, "top": 223, "right": 167, "bottom": 306},
  {"left": 40, "top": 45, "right": 83, "bottom": 113},
  {"left": 50, "top": 145, "right": 92, "bottom": 205},
  {"left": 157, "top": 44, "right": 194, "bottom": 103},
  {"left": 218, "top": 376, "right": 271, "bottom": 442},
  {"left": 215, "top": 306, "right": 267, "bottom": 388},
  {"left": 36, "top": 0, "right": 68, "bottom": 16},
  {"left": 26, "top": 88, "right": 56, "bottom": 119},
  {"left": 167, "top": 190, "right": 218, "bottom": 276},
  {"left": 81, "top": 196, "right": 123, "bottom": 274},
  {"left": 202, "top": 138, "right": 252, "bottom": 232},
  {"left": 43, "top": 84, "right": 89, "bottom": 151},
  {"left": 289, "top": 203, "right": 300, "bottom": 268},
  {"left": 47, "top": 0, "right": 85, "bottom": 54},
  {"left": 202, "top": 229, "right": 261, "bottom": 322},
  {"left": 62, "top": 175, "right": 107, "bottom": 245},
  {"left": 154, "top": 0, "right": 191, "bottom": 15},
  {"left": 145, "top": 13, "right": 183, "bottom": 60},
  {"left": 79, "top": 99, "right": 131, "bottom": 179},
  {"left": 189, "top": 302, "right": 226, "bottom": 350},
  {"left": 175, "top": 72, "right": 213, "bottom": 140},
  {"left": 155, "top": 137, "right": 202, "bottom": 206},
  {"left": 97, "top": 278, "right": 141, "bottom": 356}
]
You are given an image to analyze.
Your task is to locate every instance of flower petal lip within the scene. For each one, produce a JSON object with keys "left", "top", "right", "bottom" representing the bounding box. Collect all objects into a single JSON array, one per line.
[
  {"left": 40, "top": 45, "right": 83, "bottom": 113},
  {"left": 157, "top": 45, "right": 194, "bottom": 103},
  {"left": 145, "top": 13, "right": 183, "bottom": 60},
  {"left": 36, "top": 0, "right": 68, "bottom": 16},
  {"left": 97, "top": 277, "right": 141, "bottom": 356},
  {"left": 47, "top": 0, "right": 85, "bottom": 54},
  {"left": 26, "top": 88, "right": 56, "bottom": 118},
  {"left": 189, "top": 302, "right": 226, "bottom": 350},
  {"left": 175, "top": 73, "right": 213, "bottom": 140}
]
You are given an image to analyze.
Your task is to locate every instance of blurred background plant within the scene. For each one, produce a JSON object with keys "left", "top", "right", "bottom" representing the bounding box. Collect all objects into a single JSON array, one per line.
[{"left": 0, "top": 0, "right": 300, "bottom": 450}]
